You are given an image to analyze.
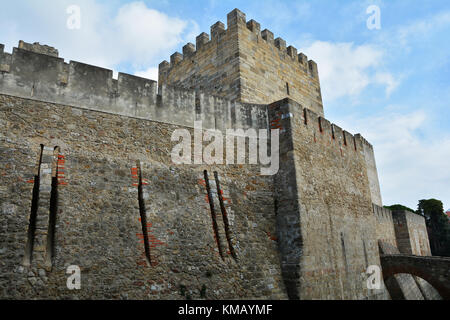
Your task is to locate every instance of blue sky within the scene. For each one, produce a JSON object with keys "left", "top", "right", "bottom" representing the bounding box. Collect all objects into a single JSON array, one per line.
[{"left": 1, "top": 0, "right": 449, "bottom": 210}]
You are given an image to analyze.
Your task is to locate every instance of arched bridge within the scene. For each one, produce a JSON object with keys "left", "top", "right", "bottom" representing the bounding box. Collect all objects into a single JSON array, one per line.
[{"left": 380, "top": 254, "right": 450, "bottom": 300}]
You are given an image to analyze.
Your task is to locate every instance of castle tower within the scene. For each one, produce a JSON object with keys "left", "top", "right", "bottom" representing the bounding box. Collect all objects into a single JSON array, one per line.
[
  {"left": 158, "top": 9, "right": 387, "bottom": 299},
  {"left": 159, "top": 9, "right": 324, "bottom": 117},
  {"left": 158, "top": 8, "right": 383, "bottom": 208},
  {"left": 0, "top": 9, "right": 409, "bottom": 300}
]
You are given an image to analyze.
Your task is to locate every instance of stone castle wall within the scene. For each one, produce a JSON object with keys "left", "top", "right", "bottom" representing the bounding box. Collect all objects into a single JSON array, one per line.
[
  {"left": 361, "top": 137, "right": 382, "bottom": 206},
  {"left": 234, "top": 11, "right": 323, "bottom": 115},
  {"left": 374, "top": 204, "right": 397, "bottom": 248},
  {"left": 377, "top": 225, "right": 425, "bottom": 300},
  {"left": 373, "top": 206, "right": 431, "bottom": 257},
  {"left": 159, "top": 9, "right": 324, "bottom": 116},
  {"left": 393, "top": 210, "right": 431, "bottom": 256},
  {"left": 0, "top": 7, "right": 439, "bottom": 298},
  {"left": 0, "top": 93, "right": 288, "bottom": 299},
  {"left": 375, "top": 206, "right": 440, "bottom": 300},
  {"left": 158, "top": 20, "right": 242, "bottom": 103},
  {"left": 0, "top": 92, "right": 382, "bottom": 299},
  {"left": 390, "top": 210, "right": 441, "bottom": 299},
  {"left": 0, "top": 42, "right": 268, "bottom": 132},
  {"left": 268, "top": 98, "right": 385, "bottom": 299},
  {"left": 0, "top": 40, "right": 384, "bottom": 300}
]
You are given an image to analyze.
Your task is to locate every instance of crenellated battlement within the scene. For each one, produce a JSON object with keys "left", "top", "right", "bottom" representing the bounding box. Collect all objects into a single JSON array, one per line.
[
  {"left": 267, "top": 98, "right": 367, "bottom": 159},
  {"left": 238, "top": 7, "right": 319, "bottom": 78},
  {"left": 373, "top": 204, "right": 394, "bottom": 222},
  {"left": 304, "top": 106, "right": 365, "bottom": 152},
  {"left": 0, "top": 7, "right": 432, "bottom": 301},
  {"left": 0, "top": 44, "right": 12, "bottom": 72},
  {"left": 0, "top": 40, "right": 369, "bottom": 152},
  {"left": 18, "top": 40, "right": 59, "bottom": 57},
  {"left": 160, "top": 9, "right": 318, "bottom": 79},
  {"left": 358, "top": 134, "right": 374, "bottom": 150},
  {"left": 159, "top": 8, "right": 324, "bottom": 115},
  {"left": 0, "top": 41, "right": 269, "bottom": 131}
]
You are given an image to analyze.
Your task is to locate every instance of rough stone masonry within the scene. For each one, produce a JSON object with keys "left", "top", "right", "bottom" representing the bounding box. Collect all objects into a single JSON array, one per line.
[{"left": 0, "top": 8, "right": 445, "bottom": 299}]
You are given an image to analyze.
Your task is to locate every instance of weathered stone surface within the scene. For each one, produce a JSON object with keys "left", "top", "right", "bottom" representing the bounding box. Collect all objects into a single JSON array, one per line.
[
  {"left": 158, "top": 9, "right": 324, "bottom": 116},
  {"left": 0, "top": 94, "right": 286, "bottom": 299},
  {"left": 380, "top": 254, "right": 450, "bottom": 299},
  {"left": 269, "top": 98, "right": 385, "bottom": 299},
  {"left": 376, "top": 209, "right": 443, "bottom": 300},
  {"left": 0, "top": 9, "right": 444, "bottom": 301},
  {"left": 392, "top": 210, "right": 431, "bottom": 256}
]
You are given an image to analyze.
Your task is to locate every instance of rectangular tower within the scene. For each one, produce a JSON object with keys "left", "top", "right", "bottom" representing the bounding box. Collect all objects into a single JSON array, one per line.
[{"left": 159, "top": 9, "right": 324, "bottom": 116}]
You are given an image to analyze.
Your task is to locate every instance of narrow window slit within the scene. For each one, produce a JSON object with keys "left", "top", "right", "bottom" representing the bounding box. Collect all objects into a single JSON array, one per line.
[
  {"left": 204, "top": 170, "right": 223, "bottom": 258},
  {"left": 214, "top": 171, "right": 237, "bottom": 259},
  {"left": 195, "top": 91, "right": 201, "bottom": 115},
  {"left": 303, "top": 108, "right": 308, "bottom": 125},
  {"left": 362, "top": 239, "right": 368, "bottom": 268},
  {"left": 286, "top": 82, "right": 290, "bottom": 95},
  {"left": 45, "top": 146, "right": 60, "bottom": 268},
  {"left": 318, "top": 117, "right": 323, "bottom": 133},
  {"left": 353, "top": 137, "right": 357, "bottom": 151},
  {"left": 343, "top": 133, "right": 347, "bottom": 146},
  {"left": 23, "top": 144, "right": 43, "bottom": 266},
  {"left": 341, "top": 232, "right": 349, "bottom": 274},
  {"left": 137, "top": 161, "right": 151, "bottom": 266}
]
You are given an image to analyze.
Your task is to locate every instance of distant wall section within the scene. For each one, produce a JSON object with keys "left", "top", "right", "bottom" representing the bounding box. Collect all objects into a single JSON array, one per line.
[
  {"left": 393, "top": 210, "right": 431, "bottom": 256},
  {"left": 375, "top": 206, "right": 440, "bottom": 300},
  {"left": 374, "top": 204, "right": 397, "bottom": 248}
]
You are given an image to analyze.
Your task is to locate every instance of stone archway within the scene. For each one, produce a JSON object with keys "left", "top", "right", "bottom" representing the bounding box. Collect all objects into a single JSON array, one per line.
[{"left": 380, "top": 254, "right": 450, "bottom": 300}]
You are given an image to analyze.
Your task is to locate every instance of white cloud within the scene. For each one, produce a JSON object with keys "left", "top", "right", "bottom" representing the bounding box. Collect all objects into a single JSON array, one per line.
[
  {"left": 301, "top": 41, "right": 400, "bottom": 102},
  {"left": 374, "top": 72, "right": 401, "bottom": 97},
  {"left": 337, "top": 110, "right": 450, "bottom": 210},
  {"left": 397, "top": 11, "right": 450, "bottom": 46},
  {"left": 135, "top": 67, "right": 159, "bottom": 81},
  {"left": 0, "top": 0, "right": 196, "bottom": 74},
  {"left": 114, "top": 2, "right": 188, "bottom": 68}
]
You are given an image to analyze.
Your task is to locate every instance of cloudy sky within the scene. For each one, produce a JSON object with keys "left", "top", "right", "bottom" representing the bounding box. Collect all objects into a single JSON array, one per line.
[{"left": 1, "top": 0, "right": 449, "bottom": 210}]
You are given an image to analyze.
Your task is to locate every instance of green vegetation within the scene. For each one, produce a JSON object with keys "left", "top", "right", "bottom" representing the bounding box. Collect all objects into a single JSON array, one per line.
[
  {"left": 417, "top": 199, "right": 450, "bottom": 257},
  {"left": 384, "top": 204, "right": 415, "bottom": 213}
]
